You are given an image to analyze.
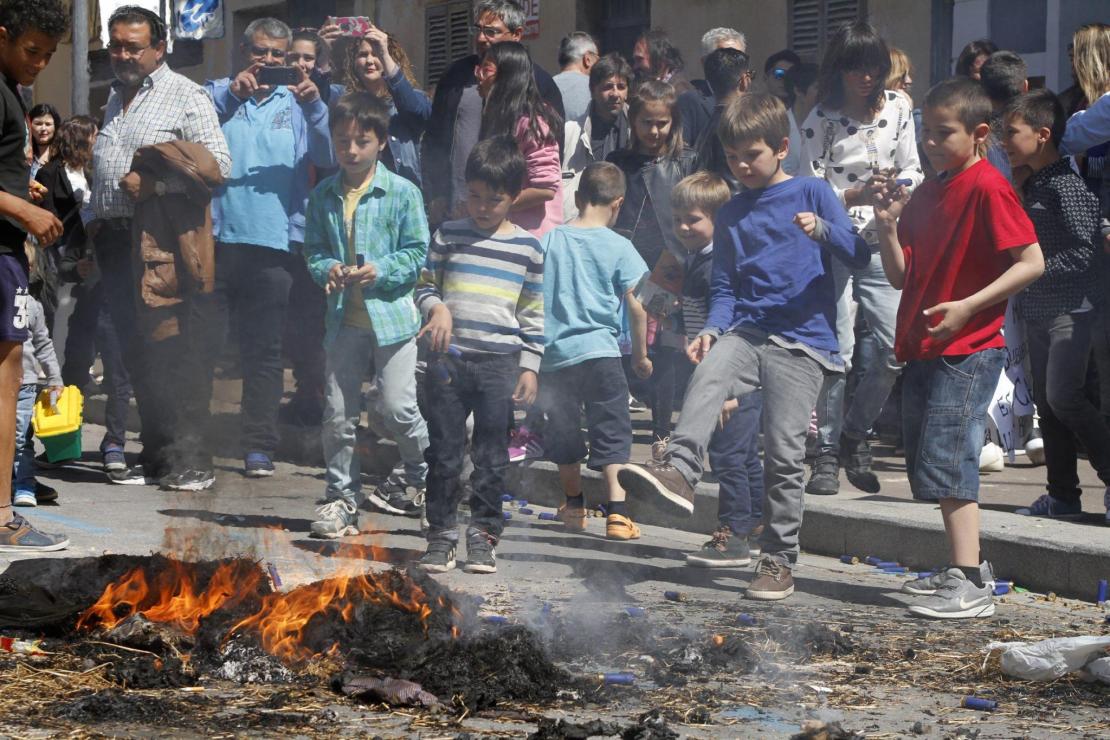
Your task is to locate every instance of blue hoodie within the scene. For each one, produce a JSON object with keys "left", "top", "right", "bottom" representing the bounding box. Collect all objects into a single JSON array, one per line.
[{"left": 205, "top": 78, "right": 335, "bottom": 248}]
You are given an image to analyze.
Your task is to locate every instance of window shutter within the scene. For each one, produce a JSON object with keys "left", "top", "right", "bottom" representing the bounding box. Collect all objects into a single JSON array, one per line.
[
  {"left": 790, "top": 0, "right": 864, "bottom": 61},
  {"left": 426, "top": 1, "right": 473, "bottom": 88},
  {"left": 791, "top": 0, "right": 822, "bottom": 61}
]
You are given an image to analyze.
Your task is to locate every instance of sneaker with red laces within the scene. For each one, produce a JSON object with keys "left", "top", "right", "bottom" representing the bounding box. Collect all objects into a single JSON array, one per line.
[
  {"left": 745, "top": 556, "right": 795, "bottom": 600},
  {"left": 685, "top": 526, "right": 752, "bottom": 567},
  {"left": 617, "top": 461, "right": 695, "bottom": 516}
]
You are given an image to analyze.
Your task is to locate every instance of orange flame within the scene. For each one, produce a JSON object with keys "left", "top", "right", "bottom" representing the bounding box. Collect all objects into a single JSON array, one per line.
[
  {"left": 76, "top": 559, "right": 262, "bottom": 634},
  {"left": 226, "top": 570, "right": 435, "bottom": 662}
]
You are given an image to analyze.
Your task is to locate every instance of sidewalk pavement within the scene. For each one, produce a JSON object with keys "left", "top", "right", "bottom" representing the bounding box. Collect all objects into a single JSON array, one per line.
[{"left": 81, "top": 379, "right": 1110, "bottom": 601}]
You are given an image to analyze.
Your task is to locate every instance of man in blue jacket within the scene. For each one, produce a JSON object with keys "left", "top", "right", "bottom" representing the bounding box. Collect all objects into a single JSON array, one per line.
[{"left": 205, "top": 17, "right": 334, "bottom": 479}]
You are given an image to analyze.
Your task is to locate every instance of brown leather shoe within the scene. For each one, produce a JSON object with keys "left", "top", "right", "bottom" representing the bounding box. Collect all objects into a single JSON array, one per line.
[
  {"left": 556, "top": 503, "right": 588, "bottom": 532},
  {"left": 617, "top": 461, "right": 695, "bottom": 516},
  {"left": 746, "top": 556, "right": 795, "bottom": 601},
  {"left": 605, "top": 513, "right": 641, "bottom": 540}
]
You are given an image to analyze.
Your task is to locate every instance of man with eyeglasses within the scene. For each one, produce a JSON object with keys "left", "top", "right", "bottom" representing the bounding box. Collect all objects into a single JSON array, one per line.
[
  {"left": 424, "top": 0, "right": 564, "bottom": 227},
  {"left": 90, "top": 5, "right": 230, "bottom": 491},
  {"left": 202, "top": 18, "right": 333, "bottom": 481}
]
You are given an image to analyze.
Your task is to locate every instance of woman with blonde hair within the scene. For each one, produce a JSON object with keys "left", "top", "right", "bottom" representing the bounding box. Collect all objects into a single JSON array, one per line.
[
  {"left": 342, "top": 23, "right": 430, "bottom": 186},
  {"left": 885, "top": 46, "right": 913, "bottom": 99},
  {"left": 1061, "top": 23, "right": 1109, "bottom": 244}
]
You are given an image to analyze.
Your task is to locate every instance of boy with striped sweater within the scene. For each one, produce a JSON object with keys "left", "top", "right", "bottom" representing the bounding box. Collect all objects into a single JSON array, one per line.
[{"left": 415, "top": 137, "right": 545, "bottom": 574}]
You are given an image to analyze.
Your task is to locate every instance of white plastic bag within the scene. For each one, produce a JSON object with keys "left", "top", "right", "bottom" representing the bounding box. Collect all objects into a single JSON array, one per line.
[
  {"left": 987, "top": 636, "right": 1110, "bottom": 681},
  {"left": 1083, "top": 656, "right": 1110, "bottom": 685}
]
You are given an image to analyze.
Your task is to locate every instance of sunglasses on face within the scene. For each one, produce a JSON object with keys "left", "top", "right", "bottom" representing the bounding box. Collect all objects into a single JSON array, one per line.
[{"left": 249, "top": 45, "right": 286, "bottom": 59}]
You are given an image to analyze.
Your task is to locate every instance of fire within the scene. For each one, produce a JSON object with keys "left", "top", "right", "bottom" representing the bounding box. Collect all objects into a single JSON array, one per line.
[
  {"left": 76, "top": 559, "right": 262, "bottom": 633},
  {"left": 78, "top": 557, "right": 460, "bottom": 663},
  {"left": 226, "top": 570, "right": 439, "bottom": 662}
]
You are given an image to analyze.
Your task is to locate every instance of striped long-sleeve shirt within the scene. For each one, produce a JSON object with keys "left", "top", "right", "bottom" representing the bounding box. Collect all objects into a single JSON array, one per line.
[{"left": 415, "top": 218, "right": 545, "bottom": 372}]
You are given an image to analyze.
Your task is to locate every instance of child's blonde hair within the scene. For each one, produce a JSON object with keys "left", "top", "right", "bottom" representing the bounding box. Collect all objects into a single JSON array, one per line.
[
  {"left": 886, "top": 46, "right": 913, "bottom": 91},
  {"left": 1073, "top": 23, "right": 1110, "bottom": 104},
  {"left": 672, "top": 172, "right": 731, "bottom": 220}
]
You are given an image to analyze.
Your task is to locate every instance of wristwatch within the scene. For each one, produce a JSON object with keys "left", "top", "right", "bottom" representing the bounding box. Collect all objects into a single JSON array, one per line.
[{"left": 154, "top": 180, "right": 166, "bottom": 197}]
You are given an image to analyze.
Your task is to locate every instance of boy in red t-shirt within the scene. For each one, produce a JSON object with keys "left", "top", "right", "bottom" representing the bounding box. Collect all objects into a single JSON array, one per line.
[{"left": 873, "top": 79, "right": 1044, "bottom": 619}]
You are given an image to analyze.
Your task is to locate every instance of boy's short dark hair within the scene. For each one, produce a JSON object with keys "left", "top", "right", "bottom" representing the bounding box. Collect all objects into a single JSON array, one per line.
[
  {"left": 718, "top": 92, "right": 789, "bottom": 150},
  {"left": 330, "top": 92, "right": 391, "bottom": 141},
  {"left": 979, "top": 50, "right": 1027, "bottom": 104},
  {"left": 589, "top": 52, "right": 632, "bottom": 91},
  {"left": 672, "top": 172, "right": 731, "bottom": 219},
  {"left": 703, "top": 47, "right": 750, "bottom": 98},
  {"left": 577, "top": 161, "right": 626, "bottom": 206},
  {"left": 465, "top": 135, "right": 526, "bottom": 197},
  {"left": 924, "top": 78, "right": 992, "bottom": 133},
  {"left": 0, "top": 0, "right": 70, "bottom": 41},
  {"left": 1004, "top": 89, "right": 1066, "bottom": 148}
]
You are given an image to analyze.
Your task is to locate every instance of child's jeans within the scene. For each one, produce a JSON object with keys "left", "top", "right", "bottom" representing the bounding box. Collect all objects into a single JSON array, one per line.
[
  {"left": 422, "top": 352, "right": 519, "bottom": 543},
  {"left": 322, "top": 327, "right": 428, "bottom": 506},
  {"left": 1024, "top": 311, "right": 1110, "bottom": 502},
  {"left": 666, "top": 332, "right": 827, "bottom": 565},
  {"left": 710, "top": 390, "right": 764, "bottom": 536},
  {"left": 13, "top": 384, "right": 38, "bottom": 494},
  {"left": 901, "top": 349, "right": 1005, "bottom": 502}
]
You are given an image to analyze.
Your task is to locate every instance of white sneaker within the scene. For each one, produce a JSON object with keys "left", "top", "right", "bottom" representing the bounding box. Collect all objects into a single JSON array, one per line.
[
  {"left": 979, "top": 442, "right": 1004, "bottom": 473},
  {"left": 310, "top": 500, "right": 360, "bottom": 539},
  {"left": 1024, "top": 430, "right": 1045, "bottom": 465},
  {"left": 907, "top": 566, "right": 995, "bottom": 619}
]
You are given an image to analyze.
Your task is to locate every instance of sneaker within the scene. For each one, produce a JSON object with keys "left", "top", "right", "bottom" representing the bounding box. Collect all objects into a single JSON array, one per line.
[
  {"left": 629, "top": 395, "right": 648, "bottom": 413},
  {"left": 686, "top": 526, "right": 752, "bottom": 567},
  {"left": 507, "top": 427, "right": 544, "bottom": 463},
  {"left": 746, "top": 556, "right": 795, "bottom": 600},
  {"left": 463, "top": 530, "right": 497, "bottom": 574},
  {"left": 160, "top": 469, "right": 216, "bottom": 492},
  {"left": 605, "top": 513, "right": 641, "bottom": 540},
  {"left": 108, "top": 464, "right": 153, "bottom": 486},
  {"left": 34, "top": 481, "right": 58, "bottom": 504},
  {"left": 903, "top": 562, "right": 994, "bottom": 596},
  {"left": 906, "top": 567, "right": 995, "bottom": 619},
  {"left": 102, "top": 445, "right": 127, "bottom": 472},
  {"left": 617, "top": 461, "right": 695, "bottom": 516},
  {"left": 979, "top": 442, "right": 1004, "bottom": 472},
  {"left": 1015, "top": 493, "right": 1083, "bottom": 519},
  {"left": 805, "top": 454, "right": 840, "bottom": 496},
  {"left": 419, "top": 540, "right": 457, "bottom": 573},
  {"left": 651, "top": 436, "right": 669, "bottom": 463},
  {"left": 556, "top": 502, "right": 588, "bottom": 532},
  {"left": 0, "top": 513, "right": 69, "bottom": 552},
  {"left": 12, "top": 489, "right": 36, "bottom": 507},
  {"left": 310, "top": 499, "right": 360, "bottom": 539},
  {"left": 1024, "top": 428, "right": 1045, "bottom": 466},
  {"left": 364, "top": 473, "right": 422, "bottom": 516},
  {"left": 841, "top": 434, "right": 880, "bottom": 493},
  {"left": 244, "top": 452, "right": 276, "bottom": 478}
]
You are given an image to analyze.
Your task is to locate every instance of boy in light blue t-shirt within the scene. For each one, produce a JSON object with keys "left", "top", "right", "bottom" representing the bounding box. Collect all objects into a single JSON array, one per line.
[{"left": 538, "top": 162, "right": 652, "bottom": 541}]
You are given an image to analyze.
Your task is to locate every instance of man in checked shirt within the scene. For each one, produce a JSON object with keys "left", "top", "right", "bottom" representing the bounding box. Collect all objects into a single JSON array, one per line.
[{"left": 90, "top": 6, "right": 231, "bottom": 492}]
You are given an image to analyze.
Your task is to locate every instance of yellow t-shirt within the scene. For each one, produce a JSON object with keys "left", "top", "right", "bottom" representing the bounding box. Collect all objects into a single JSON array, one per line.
[{"left": 342, "top": 180, "right": 373, "bottom": 329}]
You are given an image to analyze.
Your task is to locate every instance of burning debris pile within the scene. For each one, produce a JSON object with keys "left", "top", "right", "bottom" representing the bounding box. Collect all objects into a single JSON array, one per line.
[{"left": 1, "top": 554, "right": 568, "bottom": 719}]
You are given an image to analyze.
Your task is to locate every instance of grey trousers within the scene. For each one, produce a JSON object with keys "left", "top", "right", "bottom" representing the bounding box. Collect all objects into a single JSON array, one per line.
[{"left": 667, "top": 333, "right": 828, "bottom": 564}]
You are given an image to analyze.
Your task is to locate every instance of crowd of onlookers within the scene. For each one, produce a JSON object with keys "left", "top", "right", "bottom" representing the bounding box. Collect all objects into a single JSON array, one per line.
[{"left": 0, "top": 0, "right": 1107, "bottom": 618}]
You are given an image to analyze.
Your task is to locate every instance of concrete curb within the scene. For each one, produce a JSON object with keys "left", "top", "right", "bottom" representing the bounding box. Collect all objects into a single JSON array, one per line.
[{"left": 509, "top": 461, "right": 1110, "bottom": 602}]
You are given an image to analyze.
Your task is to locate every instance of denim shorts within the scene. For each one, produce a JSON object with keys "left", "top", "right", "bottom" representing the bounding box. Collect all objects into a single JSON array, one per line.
[
  {"left": 901, "top": 348, "right": 1006, "bottom": 502},
  {"left": 538, "top": 356, "right": 631, "bottom": 470}
]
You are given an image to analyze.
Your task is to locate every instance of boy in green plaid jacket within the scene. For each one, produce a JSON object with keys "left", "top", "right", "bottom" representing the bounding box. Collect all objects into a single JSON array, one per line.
[{"left": 302, "top": 93, "right": 430, "bottom": 538}]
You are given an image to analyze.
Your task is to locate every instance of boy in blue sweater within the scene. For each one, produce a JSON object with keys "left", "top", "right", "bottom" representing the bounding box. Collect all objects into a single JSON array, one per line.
[{"left": 620, "top": 93, "right": 870, "bottom": 601}]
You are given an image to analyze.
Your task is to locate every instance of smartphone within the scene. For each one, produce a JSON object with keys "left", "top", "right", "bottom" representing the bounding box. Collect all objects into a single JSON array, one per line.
[
  {"left": 326, "top": 15, "right": 372, "bottom": 37},
  {"left": 257, "top": 66, "right": 301, "bottom": 86}
]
